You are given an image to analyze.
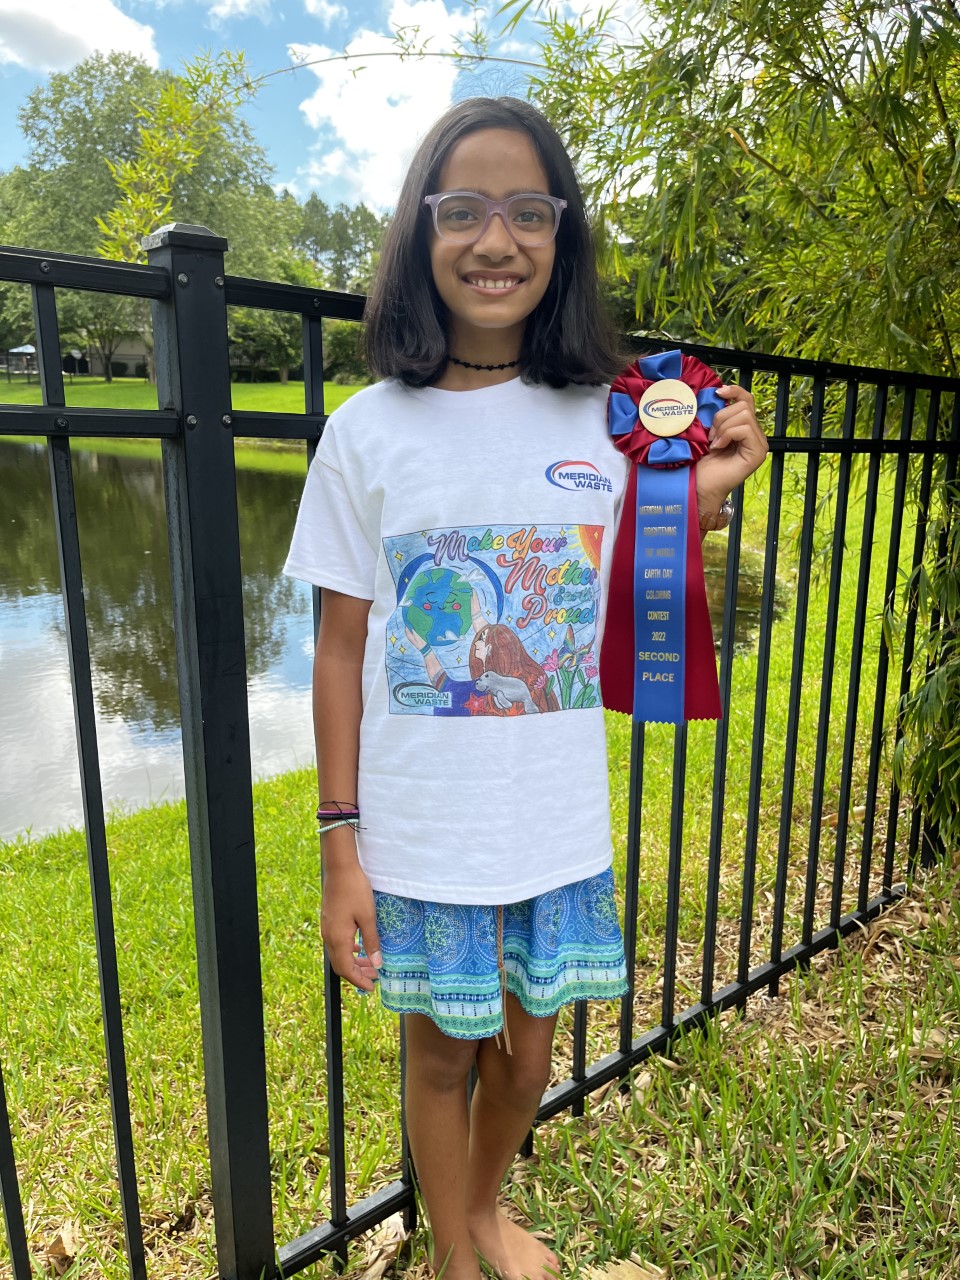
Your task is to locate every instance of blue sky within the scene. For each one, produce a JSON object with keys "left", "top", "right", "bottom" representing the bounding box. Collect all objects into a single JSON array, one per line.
[{"left": 0, "top": 0, "right": 553, "bottom": 212}]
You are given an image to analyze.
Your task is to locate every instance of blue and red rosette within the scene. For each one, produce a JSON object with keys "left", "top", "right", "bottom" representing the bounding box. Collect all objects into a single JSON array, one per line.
[{"left": 600, "top": 349, "right": 724, "bottom": 723}]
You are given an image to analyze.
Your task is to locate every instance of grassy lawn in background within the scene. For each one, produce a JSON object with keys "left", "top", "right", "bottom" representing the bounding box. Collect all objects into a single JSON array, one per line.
[
  {"left": 0, "top": 378, "right": 365, "bottom": 474},
  {"left": 0, "top": 375, "right": 364, "bottom": 416}
]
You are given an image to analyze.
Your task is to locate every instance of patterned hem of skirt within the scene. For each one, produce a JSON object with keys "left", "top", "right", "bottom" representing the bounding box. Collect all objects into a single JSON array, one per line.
[
  {"left": 366, "top": 868, "right": 629, "bottom": 1040},
  {"left": 377, "top": 964, "right": 629, "bottom": 1040}
]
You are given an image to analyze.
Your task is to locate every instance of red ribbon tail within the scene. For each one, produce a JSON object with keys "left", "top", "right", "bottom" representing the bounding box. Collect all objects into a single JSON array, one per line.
[
  {"left": 600, "top": 466, "right": 637, "bottom": 715},
  {"left": 683, "top": 469, "right": 722, "bottom": 720}
]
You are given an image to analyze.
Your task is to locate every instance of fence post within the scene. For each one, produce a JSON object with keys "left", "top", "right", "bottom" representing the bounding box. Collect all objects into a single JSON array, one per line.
[{"left": 144, "top": 223, "right": 275, "bottom": 1280}]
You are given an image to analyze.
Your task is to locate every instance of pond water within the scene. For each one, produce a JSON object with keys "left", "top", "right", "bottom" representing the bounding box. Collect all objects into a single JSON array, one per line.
[{"left": 0, "top": 441, "right": 786, "bottom": 840}]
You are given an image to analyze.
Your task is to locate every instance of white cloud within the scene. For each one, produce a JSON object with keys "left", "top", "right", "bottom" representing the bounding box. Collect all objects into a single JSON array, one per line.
[
  {"left": 498, "top": 38, "right": 538, "bottom": 57},
  {"left": 556, "top": 0, "right": 646, "bottom": 32},
  {"left": 207, "top": 0, "right": 271, "bottom": 21},
  {"left": 304, "top": 0, "right": 346, "bottom": 25},
  {"left": 284, "top": 0, "right": 474, "bottom": 208},
  {"left": 0, "top": 0, "right": 159, "bottom": 72}
]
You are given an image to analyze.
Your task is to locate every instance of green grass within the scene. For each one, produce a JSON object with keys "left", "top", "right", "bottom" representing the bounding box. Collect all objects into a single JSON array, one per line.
[
  {"left": 0, "top": 375, "right": 364, "bottom": 415},
  {"left": 0, "top": 371, "right": 948, "bottom": 1277},
  {"left": 0, "top": 378, "right": 364, "bottom": 474},
  {"left": 2, "top": 792, "right": 957, "bottom": 1279}
]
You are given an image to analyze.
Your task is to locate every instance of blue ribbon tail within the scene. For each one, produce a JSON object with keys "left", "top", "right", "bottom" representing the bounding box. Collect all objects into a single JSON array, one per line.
[{"left": 632, "top": 466, "right": 689, "bottom": 722}]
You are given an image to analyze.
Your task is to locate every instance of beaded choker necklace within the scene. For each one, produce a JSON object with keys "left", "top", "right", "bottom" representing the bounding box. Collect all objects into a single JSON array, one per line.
[{"left": 448, "top": 355, "right": 521, "bottom": 372}]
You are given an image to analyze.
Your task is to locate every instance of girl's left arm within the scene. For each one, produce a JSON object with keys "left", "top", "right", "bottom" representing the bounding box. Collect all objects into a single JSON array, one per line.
[{"left": 695, "top": 384, "right": 769, "bottom": 528}]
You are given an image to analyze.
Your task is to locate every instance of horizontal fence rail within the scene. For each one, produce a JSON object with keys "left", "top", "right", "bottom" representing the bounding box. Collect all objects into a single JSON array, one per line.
[{"left": 1, "top": 226, "right": 958, "bottom": 1280}]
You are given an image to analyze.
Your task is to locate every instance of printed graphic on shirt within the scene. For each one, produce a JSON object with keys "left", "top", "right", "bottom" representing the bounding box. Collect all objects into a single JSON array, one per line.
[
  {"left": 545, "top": 460, "right": 613, "bottom": 492},
  {"left": 384, "top": 523, "right": 604, "bottom": 717}
]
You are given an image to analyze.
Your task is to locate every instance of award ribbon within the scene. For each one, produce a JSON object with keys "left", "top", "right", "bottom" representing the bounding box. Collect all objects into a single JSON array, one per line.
[{"left": 600, "top": 349, "right": 724, "bottom": 723}]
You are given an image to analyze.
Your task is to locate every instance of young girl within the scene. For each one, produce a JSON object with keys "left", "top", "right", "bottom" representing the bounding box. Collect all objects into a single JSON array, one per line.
[{"left": 284, "top": 97, "right": 767, "bottom": 1280}]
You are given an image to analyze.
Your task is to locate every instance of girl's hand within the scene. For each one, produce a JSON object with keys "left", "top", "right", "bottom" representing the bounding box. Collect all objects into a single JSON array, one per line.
[
  {"left": 696, "top": 384, "right": 769, "bottom": 514},
  {"left": 405, "top": 625, "right": 427, "bottom": 653},
  {"left": 320, "top": 858, "right": 382, "bottom": 992}
]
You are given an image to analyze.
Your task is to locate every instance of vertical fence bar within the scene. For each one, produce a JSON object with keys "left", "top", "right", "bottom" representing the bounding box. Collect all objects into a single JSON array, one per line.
[
  {"left": 701, "top": 496, "right": 741, "bottom": 1005},
  {"left": 761, "top": 376, "right": 792, "bottom": 995},
  {"left": 885, "top": 391, "right": 941, "bottom": 883},
  {"left": 323, "top": 961, "right": 350, "bottom": 1268},
  {"left": 0, "top": 1067, "right": 31, "bottom": 1280},
  {"left": 661, "top": 725, "right": 687, "bottom": 1029},
  {"left": 399, "top": 1017, "right": 417, "bottom": 1230},
  {"left": 701, "top": 366, "right": 751, "bottom": 1003},
  {"left": 304, "top": 314, "right": 324, "bottom": 662},
  {"left": 801, "top": 382, "right": 857, "bottom": 944},
  {"left": 303, "top": 295, "right": 350, "bottom": 1266},
  {"left": 916, "top": 394, "right": 960, "bottom": 865},
  {"left": 33, "top": 282, "right": 148, "bottom": 1280},
  {"left": 735, "top": 367, "right": 789, "bottom": 987},
  {"left": 773, "top": 379, "right": 824, "bottom": 961},
  {"left": 146, "top": 224, "right": 275, "bottom": 1280},
  {"left": 570, "top": 1003, "right": 588, "bottom": 1119},
  {"left": 830, "top": 386, "right": 886, "bottom": 928},
  {"left": 618, "top": 722, "right": 644, "bottom": 1054},
  {"left": 860, "top": 386, "right": 915, "bottom": 904}
]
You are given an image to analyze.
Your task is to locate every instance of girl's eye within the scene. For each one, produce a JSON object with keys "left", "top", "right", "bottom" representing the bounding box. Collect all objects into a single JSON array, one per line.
[{"left": 439, "top": 202, "right": 482, "bottom": 226}]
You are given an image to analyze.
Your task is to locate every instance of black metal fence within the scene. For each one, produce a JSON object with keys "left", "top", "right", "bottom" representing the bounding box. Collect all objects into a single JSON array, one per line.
[{"left": 0, "top": 224, "right": 957, "bottom": 1280}]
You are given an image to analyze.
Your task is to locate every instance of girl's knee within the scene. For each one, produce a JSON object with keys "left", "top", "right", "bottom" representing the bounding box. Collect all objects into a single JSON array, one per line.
[
  {"left": 406, "top": 1015, "right": 479, "bottom": 1092},
  {"left": 500, "top": 1051, "right": 552, "bottom": 1105}
]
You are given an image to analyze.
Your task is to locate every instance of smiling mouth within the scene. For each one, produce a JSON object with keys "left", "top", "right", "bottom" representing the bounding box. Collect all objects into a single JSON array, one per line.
[{"left": 463, "top": 276, "right": 524, "bottom": 290}]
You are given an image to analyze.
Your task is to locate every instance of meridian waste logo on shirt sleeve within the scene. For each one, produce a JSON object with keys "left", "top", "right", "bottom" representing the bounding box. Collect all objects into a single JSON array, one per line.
[{"left": 383, "top": 522, "right": 604, "bottom": 717}]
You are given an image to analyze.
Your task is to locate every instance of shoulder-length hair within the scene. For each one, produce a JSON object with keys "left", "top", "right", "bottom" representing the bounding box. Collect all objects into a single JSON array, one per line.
[
  {"left": 469, "top": 624, "right": 560, "bottom": 714},
  {"left": 364, "top": 97, "right": 623, "bottom": 388}
]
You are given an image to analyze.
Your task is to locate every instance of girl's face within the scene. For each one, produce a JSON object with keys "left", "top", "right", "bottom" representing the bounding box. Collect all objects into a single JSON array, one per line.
[{"left": 428, "top": 128, "right": 556, "bottom": 353}]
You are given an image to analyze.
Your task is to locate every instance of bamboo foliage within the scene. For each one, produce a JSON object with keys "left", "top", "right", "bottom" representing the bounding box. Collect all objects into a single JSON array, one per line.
[{"left": 509, "top": 0, "right": 960, "bottom": 377}]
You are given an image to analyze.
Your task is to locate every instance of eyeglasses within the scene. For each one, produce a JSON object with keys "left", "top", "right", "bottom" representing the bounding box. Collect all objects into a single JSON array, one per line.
[{"left": 423, "top": 191, "right": 567, "bottom": 247}]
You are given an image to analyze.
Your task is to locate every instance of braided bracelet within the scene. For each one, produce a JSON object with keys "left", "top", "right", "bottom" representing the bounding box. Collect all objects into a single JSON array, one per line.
[{"left": 318, "top": 817, "right": 361, "bottom": 837}]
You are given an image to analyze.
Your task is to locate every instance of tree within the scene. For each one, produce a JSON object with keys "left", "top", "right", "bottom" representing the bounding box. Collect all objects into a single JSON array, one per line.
[
  {"left": 507, "top": 0, "right": 960, "bottom": 853},
  {"left": 512, "top": 0, "right": 960, "bottom": 377},
  {"left": 293, "top": 196, "right": 387, "bottom": 292}
]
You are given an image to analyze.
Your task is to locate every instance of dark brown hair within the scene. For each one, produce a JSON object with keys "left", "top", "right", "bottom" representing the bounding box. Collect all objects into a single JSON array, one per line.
[{"left": 363, "top": 97, "right": 623, "bottom": 388}]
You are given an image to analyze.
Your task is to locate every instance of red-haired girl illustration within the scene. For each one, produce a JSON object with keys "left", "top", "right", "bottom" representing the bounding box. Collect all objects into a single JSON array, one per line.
[{"left": 469, "top": 624, "right": 559, "bottom": 714}]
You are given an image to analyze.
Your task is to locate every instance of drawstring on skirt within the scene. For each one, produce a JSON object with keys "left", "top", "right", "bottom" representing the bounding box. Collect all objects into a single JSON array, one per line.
[{"left": 493, "top": 904, "right": 513, "bottom": 1055}]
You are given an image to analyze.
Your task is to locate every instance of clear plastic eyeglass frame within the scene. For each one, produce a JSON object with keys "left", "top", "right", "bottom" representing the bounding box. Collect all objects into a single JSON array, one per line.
[{"left": 423, "top": 191, "right": 568, "bottom": 247}]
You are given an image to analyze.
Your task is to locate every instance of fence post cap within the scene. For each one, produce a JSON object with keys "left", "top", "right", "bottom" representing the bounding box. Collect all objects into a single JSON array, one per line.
[{"left": 142, "top": 223, "right": 229, "bottom": 253}]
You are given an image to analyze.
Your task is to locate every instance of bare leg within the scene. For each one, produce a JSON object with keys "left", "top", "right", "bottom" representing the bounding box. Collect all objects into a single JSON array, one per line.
[
  {"left": 466, "top": 993, "right": 560, "bottom": 1280},
  {"left": 404, "top": 1013, "right": 482, "bottom": 1280}
]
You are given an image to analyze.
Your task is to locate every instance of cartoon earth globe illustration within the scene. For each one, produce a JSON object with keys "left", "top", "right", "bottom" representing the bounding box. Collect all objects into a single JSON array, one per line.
[{"left": 403, "top": 567, "right": 473, "bottom": 647}]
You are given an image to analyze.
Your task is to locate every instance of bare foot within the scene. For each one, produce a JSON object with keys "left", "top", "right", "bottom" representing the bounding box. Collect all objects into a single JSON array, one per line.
[
  {"left": 430, "top": 1239, "right": 483, "bottom": 1280},
  {"left": 467, "top": 1208, "right": 559, "bottom": 1280}
]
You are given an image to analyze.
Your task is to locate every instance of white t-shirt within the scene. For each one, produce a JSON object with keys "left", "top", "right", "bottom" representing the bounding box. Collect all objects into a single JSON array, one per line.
[{"left": 284, "top": 376, "right": 630, "bottom": 905}]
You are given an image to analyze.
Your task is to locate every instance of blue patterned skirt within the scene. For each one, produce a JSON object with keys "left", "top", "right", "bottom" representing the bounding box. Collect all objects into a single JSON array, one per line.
[{"left": 368, "top": 867, "right": 628, "bottom": 1040}]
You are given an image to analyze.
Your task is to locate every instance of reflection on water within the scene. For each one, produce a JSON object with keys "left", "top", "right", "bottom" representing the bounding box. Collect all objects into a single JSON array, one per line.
[
  {"left": 0, "top": 442, "right": 315, "bottom": 838},
  {"left": 0, "top": 442, "right": 790, "bottom": 840},
  {"left": 703, "top": 537, "right": 790, "bottom": 652}
]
